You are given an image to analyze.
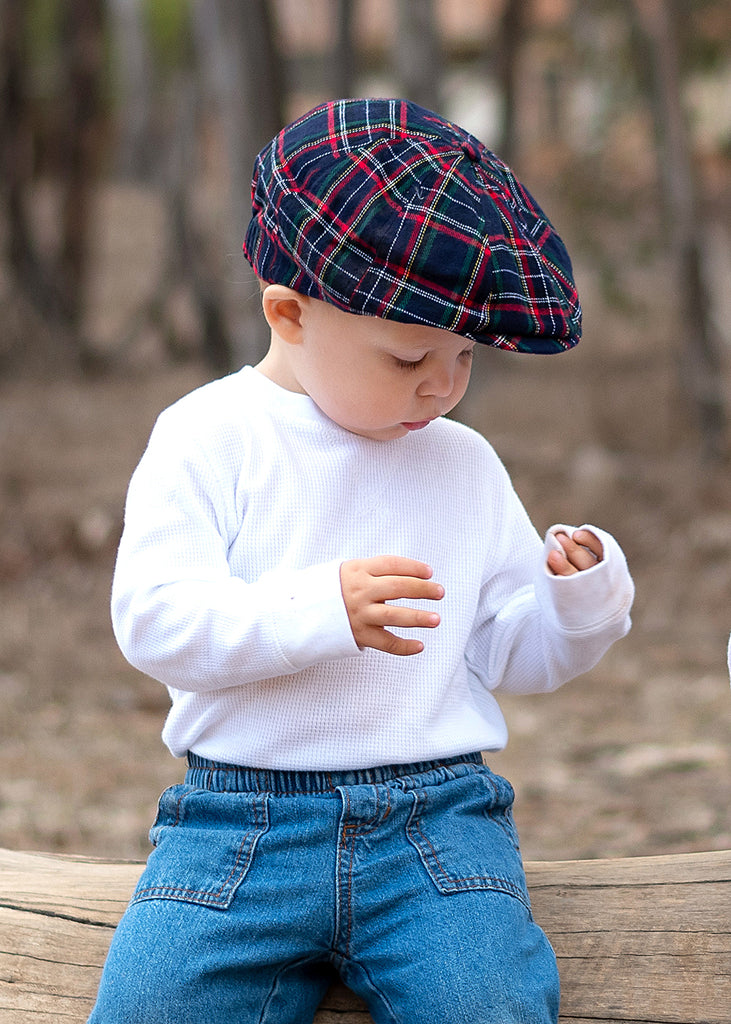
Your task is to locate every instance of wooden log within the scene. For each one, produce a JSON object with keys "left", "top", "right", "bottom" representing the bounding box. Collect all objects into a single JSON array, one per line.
[{"left": 1, "top": 846, "right": 730, "bottom": 1023}]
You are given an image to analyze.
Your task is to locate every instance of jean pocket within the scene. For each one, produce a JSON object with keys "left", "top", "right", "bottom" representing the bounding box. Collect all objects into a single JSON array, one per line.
[
  {"left": 130, "top": 784, "right": 269, "bottom": 910},
  {"left": 405, "top": 768, "right": 531, "bottom": 910}
]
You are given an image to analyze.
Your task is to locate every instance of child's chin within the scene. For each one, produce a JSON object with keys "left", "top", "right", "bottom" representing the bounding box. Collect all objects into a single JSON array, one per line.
[{"left": 347, "top": 424, "right": 409, "bottom": 440}]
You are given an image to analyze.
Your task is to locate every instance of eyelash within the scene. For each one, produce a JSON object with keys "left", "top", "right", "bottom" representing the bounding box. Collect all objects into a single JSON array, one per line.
[
  {"left": 394, "top": 349, "right": 474, "bottom": 371},
  {"left": 394, "top": 357, "right": 425, "bottom": 371}
]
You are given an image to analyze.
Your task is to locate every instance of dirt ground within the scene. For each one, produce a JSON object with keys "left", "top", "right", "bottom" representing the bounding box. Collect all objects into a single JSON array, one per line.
[{"left": 1, "top": 183, "right": 731, "bottom": 866}]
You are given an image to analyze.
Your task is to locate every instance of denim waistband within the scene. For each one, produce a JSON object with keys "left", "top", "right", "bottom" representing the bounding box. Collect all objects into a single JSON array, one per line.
[{"left": 185, "top": 751, "right": 484, "bottom": 795}]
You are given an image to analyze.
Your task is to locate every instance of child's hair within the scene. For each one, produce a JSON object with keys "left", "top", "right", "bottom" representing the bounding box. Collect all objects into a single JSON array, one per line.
[{"left": 243, "top": 98, "right": 581, "bottom": 355}]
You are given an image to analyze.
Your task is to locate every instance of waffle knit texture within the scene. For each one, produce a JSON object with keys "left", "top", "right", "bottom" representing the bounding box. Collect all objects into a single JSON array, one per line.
[{"left": 111, "top": 367, "right": 633, "bottom": 770}]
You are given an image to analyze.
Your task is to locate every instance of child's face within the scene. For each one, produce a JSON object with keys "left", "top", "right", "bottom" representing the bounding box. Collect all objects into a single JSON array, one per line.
[{"left": 272, "top": 294, "right": 476, "bottom": 441}]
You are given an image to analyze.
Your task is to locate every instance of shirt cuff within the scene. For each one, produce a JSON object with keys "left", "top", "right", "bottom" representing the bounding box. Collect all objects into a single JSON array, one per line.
[
  {"left": 269, "top": 559, "right": 361, "bottom": 669},
  {"left": 537, "top": 523, "right": 634, "bottom": 634}
]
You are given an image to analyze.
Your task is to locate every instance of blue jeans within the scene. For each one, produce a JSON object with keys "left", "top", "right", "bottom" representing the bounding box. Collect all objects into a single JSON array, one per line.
[{"left": 88, "top": 753, "right": 559, "bottom": 1023}]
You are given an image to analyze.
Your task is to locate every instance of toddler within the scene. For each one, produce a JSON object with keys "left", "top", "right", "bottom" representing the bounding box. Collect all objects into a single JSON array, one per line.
[{"left": 89, "top": 98, "right": 634, "bottom": 1024}]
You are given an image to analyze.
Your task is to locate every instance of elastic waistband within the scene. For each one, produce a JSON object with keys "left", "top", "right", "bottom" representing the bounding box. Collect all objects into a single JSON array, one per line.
[{"left": 185, "top": 751, "right": 484, "bottom": 795}]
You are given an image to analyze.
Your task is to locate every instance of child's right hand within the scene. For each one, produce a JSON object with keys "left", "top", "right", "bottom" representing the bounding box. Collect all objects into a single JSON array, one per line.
[{"left": 339, "top": 556, "right": 444, "bottom": 656}]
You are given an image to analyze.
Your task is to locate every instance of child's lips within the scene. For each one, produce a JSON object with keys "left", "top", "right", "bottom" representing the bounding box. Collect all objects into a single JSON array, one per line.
[{"left": 401, "top": 419, "right": 433, "bottom": 431}]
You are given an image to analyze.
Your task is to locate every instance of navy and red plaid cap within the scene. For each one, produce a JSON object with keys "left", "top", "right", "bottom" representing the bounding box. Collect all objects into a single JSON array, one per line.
[{"left": 243, "top": 98, "right": 581, "bottom": 353}]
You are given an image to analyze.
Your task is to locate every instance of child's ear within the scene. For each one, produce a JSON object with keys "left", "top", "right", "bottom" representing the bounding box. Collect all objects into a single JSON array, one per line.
[{"left": 261, "top": 285, "right": 307, "bottom": 345}]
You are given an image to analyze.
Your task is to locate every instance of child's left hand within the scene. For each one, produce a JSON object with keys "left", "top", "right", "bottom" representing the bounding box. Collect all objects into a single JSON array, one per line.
[{"left": 546, "top": 528, "right": 603, "bottom": 577}]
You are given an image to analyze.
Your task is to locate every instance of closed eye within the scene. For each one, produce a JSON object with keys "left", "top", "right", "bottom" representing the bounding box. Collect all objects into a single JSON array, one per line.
[
  {"left": 392, "top": 345, "right": 474, "bottom": 371},
  {"left": 394, "top": 356, "right": 426, "bottom": 371}
]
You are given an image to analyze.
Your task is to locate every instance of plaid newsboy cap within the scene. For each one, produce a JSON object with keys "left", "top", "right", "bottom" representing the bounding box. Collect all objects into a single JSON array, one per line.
[{"left": 243, "top": 98, "right": 581, "bottom": 353}]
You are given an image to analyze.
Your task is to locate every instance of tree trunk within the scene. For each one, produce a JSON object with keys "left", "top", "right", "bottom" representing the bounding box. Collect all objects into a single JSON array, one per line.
[
  {"left": 0, "top": 0, "right": 56, "bottom": 320},
  {"left": 392, "top": 0, "right": 444, "bottom": 113},
  {"left": 0, "top": 0, "right": 106, "bottom": 371},
  {"left": 495, "top": 0, "right": 527, "bottom": 166},
  {"left": 629, "top": 0, "right": 726, "bottom": 458},
  {"left": 330, "top": 0, "right": 358, "bottom": 99},
  {"left": 2, "top": 846, "right": 731, "bottom": 1023},
  {"left": 190, "top": 0, "right": 286, "bottom": 369},
  {"left": 107, "top": 0, "right": 156, "bottom": 181},
  {"left": 166, "top": 73, "right": 233, "bottom": 374},
  {"left": 57, "top": 0, "right": 106, "bottom": 344}
]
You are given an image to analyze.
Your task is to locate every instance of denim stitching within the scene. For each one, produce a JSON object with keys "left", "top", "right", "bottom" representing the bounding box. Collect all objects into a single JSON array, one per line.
[
  {"left": 133, "top": 794, "right": 268, "bottom": 905},
  {"left": 344, "top": 808, "right": 356, "bottom": 955},
  {"left": 172, "top": 788, "right": 188, "bottom": 827},
  {"left": 352, "top": 784, "right": 390, "bottom": 835},
  {"left": 405, "top": 789, "right": 530, "bottom": 908},
  {"left": 478, "top": 771, "right": 521, "bottom": 853},
  {"left": 336, "top": 784, "right": 391, "bottom": 955},
  {"left": 336, "top": 789, "right": 356, "bottom": 955}
]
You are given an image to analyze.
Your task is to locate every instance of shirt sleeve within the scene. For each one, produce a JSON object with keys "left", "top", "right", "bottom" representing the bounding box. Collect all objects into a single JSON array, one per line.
[
  {"left": 111, "top": 413, "right": 360, "bottom": 693},
  {"left": 466, "top": 506, "right": 634, "bottom": 696}
]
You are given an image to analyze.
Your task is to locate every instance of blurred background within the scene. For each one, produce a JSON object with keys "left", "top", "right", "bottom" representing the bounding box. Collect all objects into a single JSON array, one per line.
[{"left": 1, "top": 0, "right": 730, "bottom": 862}]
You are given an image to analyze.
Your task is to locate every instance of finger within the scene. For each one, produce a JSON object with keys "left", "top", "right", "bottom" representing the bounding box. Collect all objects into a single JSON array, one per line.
[
  {"left": 546, "top": 548, "right": 577, "bottom": 577},
  {"left": 572, "top": 529, "right": 603, "bottom": 561},
  {"left": 340, "top": 561, "right": 442, "bottom": 607},
  {"left": 361, "top": 628, "right": 426, "bottom": 657},
  {"left": 363, "top": 555, "right": 435, "bottom": 580},
  {"left": 552, "top": 532, "right": 601, "bottom": 572},
  {"left": 564, "top": 535, "right": 601, "bottom": 570},
  {"left": 371, "top": 576, "right": 445, "bottom": 604},
  {"left": 367, "top": 604, "right": 441, "bottom": 630}
]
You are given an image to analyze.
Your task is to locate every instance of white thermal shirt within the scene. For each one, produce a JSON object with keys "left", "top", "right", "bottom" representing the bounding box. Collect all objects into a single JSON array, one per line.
[{"left": 111, "top": 366, "right": 634, "bottom": 770}]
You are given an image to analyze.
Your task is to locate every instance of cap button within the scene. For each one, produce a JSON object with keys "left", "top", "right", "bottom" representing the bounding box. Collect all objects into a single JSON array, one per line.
[{"left": 461, "top": 141, "right": 481, "bottom": 163}]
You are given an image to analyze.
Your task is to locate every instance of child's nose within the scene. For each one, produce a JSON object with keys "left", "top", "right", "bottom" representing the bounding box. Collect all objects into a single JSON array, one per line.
[{"left": 417, "top": 361, "right": 455, "bottom": 397}]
